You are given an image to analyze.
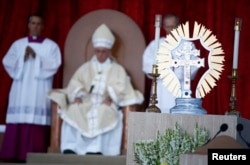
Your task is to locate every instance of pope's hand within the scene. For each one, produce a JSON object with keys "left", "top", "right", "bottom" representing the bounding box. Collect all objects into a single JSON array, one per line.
[
  {"left": 102, "top": 97, "right": 112, "bottom": 106},
  {"left": 74, "top": 97, "right": 83, "bottom": 104}
]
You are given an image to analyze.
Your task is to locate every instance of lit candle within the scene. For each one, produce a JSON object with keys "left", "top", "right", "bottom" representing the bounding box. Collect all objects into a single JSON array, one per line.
[
  {"left": 232, "top": 18, "right": 242, "bottom": 69},
  {"left": 154, "top": 14, "right": 162, "bottom": 64}
]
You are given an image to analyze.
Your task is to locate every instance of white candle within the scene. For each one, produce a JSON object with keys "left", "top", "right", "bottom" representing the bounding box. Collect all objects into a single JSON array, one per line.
[
  {"left": 233, "top": 18, "right": 242, "bottom": 69},
  {"left": 154, "top": 14, "right": 162, "bottom": 64}
]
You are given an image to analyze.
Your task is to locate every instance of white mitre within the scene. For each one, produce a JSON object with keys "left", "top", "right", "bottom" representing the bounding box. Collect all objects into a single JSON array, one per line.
[{"left": 92, "top": 24, "right": 115, "bottom": 49}]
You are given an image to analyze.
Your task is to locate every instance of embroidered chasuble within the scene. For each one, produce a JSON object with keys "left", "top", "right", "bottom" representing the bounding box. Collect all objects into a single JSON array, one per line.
[{"left": 48, "top": 56, "right": 144, "bottom": 138}]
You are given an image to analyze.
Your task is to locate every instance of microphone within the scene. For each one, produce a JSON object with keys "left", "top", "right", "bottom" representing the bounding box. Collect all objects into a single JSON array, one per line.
[
  {"left": 203, "top": 123, "right": 228, "bottom": 145},
  {"left": 236, "top": 123, "right": 250, "bottom": 148}
]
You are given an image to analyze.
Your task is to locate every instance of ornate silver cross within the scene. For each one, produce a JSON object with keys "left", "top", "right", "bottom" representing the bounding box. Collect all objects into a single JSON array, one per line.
[{"left": 171, "top": 41, "right": 204, "bottom": 98}]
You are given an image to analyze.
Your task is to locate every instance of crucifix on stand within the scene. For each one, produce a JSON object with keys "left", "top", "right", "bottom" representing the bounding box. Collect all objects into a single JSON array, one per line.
[
  {"left": 157, "top": 21, "right": 225, "bottom": 115},
  {"left": 171, "top": 41, "right": 204, "bottom": 98}
]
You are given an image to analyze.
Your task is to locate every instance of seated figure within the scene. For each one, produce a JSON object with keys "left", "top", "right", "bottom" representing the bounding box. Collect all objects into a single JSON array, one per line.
[{"left": 47, "top": 24, "right": 144, "bottom": 155}]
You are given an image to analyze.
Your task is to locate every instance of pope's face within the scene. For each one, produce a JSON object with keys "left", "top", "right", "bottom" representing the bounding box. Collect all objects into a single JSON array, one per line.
[{"left": 94, "top": 47, "right": 111, "bottom": 63}]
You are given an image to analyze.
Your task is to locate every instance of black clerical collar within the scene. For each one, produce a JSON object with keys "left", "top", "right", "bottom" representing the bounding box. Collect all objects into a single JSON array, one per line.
[{"left": 28, "top": 35, "right": 45, "bottom": 43}]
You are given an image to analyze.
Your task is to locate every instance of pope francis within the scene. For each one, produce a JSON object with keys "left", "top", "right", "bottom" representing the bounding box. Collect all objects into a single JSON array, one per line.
[{"left": 48, "top": 24, "right": 144, "bottom": 155}]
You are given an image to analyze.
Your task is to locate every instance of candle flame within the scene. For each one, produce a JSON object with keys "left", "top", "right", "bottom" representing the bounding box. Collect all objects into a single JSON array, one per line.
[
  {"left": 235, "top": 18, "right": 242, "bottom": 31},
  {"left": 155, "top": 14, "right": 162, "bottom": 27}
]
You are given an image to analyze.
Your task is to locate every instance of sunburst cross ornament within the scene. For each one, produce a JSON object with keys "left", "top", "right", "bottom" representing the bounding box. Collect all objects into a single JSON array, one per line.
[{"left": 157, "top": 21, "right": 225, "bottom": 114}]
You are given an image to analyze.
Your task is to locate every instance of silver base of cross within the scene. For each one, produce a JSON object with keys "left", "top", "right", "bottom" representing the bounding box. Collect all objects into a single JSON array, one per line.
[{"left": 170, "top": 98, "right": 207, "bottom": 115}]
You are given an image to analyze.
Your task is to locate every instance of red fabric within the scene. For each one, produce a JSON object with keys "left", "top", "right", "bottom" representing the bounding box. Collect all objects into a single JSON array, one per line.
[
  {"left": 1, "top": 0, "right": 250, "bottom": 121},
  {"left": 0, "top": 124, "right": 50, "bottom": 162}
]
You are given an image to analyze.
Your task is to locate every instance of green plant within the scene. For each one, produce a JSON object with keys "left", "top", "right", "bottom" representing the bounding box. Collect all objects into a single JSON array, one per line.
[{"left": 134, "top": 122, "right": 209, "bottom": 165}]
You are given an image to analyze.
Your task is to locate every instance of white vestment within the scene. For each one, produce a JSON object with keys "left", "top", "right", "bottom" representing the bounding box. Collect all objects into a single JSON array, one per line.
[
  {"left": 2, "top": 37, "right": 62, "bottom": 125},
  {"left": 48, "top": 56, "right": 144, "bottom": 155},
  {"left": 142, "top": 38, "right": 198, "bottom": 113}
]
